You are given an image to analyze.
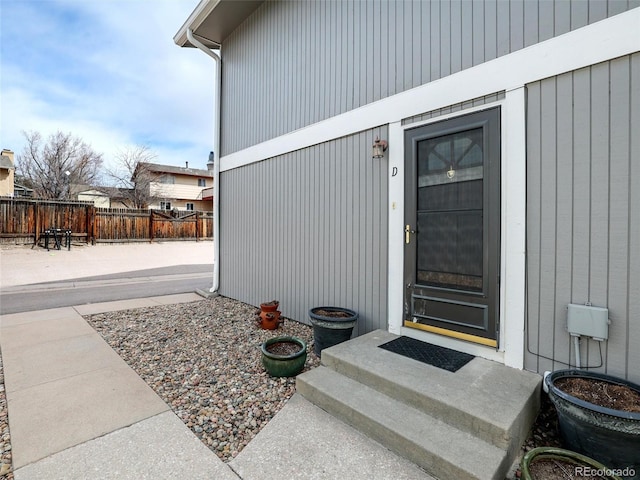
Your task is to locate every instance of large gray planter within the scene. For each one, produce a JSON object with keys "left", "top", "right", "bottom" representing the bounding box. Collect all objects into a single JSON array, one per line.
[
  {"left": 308, "top": 307, "right": 358, "bottom": 357},
  {"left": 545, "top": 369, "right": 640, "bottom": 478}
]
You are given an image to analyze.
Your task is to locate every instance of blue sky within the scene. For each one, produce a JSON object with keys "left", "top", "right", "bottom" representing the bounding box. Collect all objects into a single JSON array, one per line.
[{"left": 0, "top": 0, "right": 215, "bottom": 173}]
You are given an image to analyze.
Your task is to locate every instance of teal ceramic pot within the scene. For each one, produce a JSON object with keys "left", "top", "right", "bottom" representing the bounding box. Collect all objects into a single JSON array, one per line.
[
  {"left": 521, "top": 447, "right": 623, "bottom": 480},
  {"left": 261, "top": 336, "right": 307, "bottom": 377}
]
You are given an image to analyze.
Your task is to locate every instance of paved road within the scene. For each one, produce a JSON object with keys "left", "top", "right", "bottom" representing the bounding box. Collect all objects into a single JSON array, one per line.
[{"left": 0, "top": 264, "right": 214, "bottom": 314}]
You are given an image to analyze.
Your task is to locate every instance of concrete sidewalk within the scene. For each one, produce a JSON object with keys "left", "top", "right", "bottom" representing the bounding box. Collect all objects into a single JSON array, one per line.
[
  {"left": 0, "top": 293, "right": 237, "bottom": 480},
  {"left": 1, "top": 295, "right": 432, "bottom": 480}
]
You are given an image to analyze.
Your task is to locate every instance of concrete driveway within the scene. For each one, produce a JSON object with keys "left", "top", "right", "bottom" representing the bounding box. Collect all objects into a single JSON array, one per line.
[{"left": 0, "top": 241, "right": 214, "bottom": 288}]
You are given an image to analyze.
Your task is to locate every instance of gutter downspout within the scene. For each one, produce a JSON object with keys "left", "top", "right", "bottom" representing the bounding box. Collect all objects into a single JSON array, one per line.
[{"left": 187, "top": 28, "right": 221, "bottom": 294}]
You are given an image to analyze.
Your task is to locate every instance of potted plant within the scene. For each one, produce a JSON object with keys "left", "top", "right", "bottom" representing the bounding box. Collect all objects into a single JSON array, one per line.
[
  {"left": 545, "top": 370, "right": 640, "bottom": 475},
  {"left": 521, "top": 447, "right": 623, "bottom": 480},
  {"left": 308, "top": 306, "right": 358, "bottom": 357},
  {"left": 258, "top": 300, "right": 281, "bottom": 330},
  {"left": 260, "top": 336, "right": 307, "bottom": 377}
]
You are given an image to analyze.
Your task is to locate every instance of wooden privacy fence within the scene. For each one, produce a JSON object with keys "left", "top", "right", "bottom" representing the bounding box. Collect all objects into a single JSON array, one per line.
[{"left": 0, "top": 197, "right": 213, "bottom": 245}]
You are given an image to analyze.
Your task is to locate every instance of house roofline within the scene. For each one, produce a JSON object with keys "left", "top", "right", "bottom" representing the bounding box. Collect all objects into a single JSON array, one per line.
[
  {"left": 136, "top": 162, "right": 213, "bottom": 178},
  {"left": 173, "top": 0, "right": 263, "bottom": 48}
]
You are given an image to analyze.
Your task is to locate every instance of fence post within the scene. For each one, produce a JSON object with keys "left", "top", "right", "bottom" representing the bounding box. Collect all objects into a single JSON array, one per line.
[
  {"left": 33, "top": 202, "right": 40, "bottom": 246},
  {"left": 195, "top": 211, "right": 200, "bottom": 242},
  {"left": 149, "top": 210, "right": 154, "bottom": 243},
  {"left": 86, "top": 206, "right": 93, "bottom": 244}
]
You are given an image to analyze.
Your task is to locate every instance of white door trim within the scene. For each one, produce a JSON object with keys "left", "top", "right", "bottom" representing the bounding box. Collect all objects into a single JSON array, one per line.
[{"left": 387, "top": 93, "right": 525, "bottom": 368}]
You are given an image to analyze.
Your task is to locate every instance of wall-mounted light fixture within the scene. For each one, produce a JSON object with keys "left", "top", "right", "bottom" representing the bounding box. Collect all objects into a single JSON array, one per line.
[{"left": 372, "top": 137, "right": 388, "bottom": 158}]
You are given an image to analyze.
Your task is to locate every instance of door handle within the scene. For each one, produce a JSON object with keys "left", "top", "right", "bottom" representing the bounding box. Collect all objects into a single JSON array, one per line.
[{"left": 405, "top": 224, "right": 415, "bottom": 244}]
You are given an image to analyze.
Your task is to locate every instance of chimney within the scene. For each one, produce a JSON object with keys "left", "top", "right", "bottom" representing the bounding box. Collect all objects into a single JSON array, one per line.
[
  {"left": 185, "top": 161, "right": 189, "bottom": 169},
  {"left": 1, "top": 149, "right": 14, "bottom": 166},
  {"left": 207, "top": 151, "right": 214, "bottom": 171}
]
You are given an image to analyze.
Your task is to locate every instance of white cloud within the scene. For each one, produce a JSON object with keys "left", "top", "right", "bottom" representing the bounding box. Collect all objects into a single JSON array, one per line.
[{"left": 0, "top": 0, "right": 215, "bottom": 175}]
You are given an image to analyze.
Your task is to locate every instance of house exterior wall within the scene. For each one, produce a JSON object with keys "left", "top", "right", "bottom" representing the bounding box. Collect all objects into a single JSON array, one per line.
[
  {"left": 525, "top": 53, "right": 640, "bottom": 383},
  {"left": 192, "top": 1, "right": 639, "bottom": 369},
  {"left": 147, "top": 172, "right": 213, "bottom": 210},
  {"left": 219, "top": 126, "right": 388, "bottom": 334},
  {"left": 0, "top": 169, "right": 13, "bottom": 197},
  {"left": 220, "top": 0, "right": 637, "bottom": 156},
  {"left": 150, "top": 183, "right": 207, "bottom": 201},
  {"left": 0, "top": 150, "right": 15, "bottom": 197},
  {"left": 77, "top": 191, "right": 110, "bottom": 208},
  {"left": 148, "top": 199, "right": 212, "bottom": 211}
]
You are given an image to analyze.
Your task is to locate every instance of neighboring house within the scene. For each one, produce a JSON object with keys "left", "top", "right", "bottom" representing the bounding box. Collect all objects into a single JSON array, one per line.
[
  {"left": 75, "top": 187, "right": 131, "bottom": 209},
  {"left": 135, "top": 162, "right": 214, "bottom": 211},
  {"left": 76, "top": 190, "right": 111, "bottom": 208},
  {"left": 0, "top": 149, "right": 15, "bottom": 197},
  {"left": 12, "top": 184, "right": 33, "bottom": 198},
  {"left": 175, "top": 2, "right": 639, "bottom": 383}
]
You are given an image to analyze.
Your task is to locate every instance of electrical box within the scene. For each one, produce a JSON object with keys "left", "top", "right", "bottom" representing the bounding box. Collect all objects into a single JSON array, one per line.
[{"left": 567, "top": 304, "right": 609, "bottom": 341}]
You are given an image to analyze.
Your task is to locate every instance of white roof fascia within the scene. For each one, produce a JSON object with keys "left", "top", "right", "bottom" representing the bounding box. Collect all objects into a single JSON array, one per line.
[{"left": 173, "top": 0, "right": 222, "bottom": 48}]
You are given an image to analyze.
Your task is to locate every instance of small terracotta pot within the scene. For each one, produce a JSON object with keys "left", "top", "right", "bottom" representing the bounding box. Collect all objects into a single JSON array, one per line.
[
  {"left": 259, "top": 311, "right": 279, "bottom": 330},
  {"left": 260, "top": 300, "right": 279, "bottom": 312},
  {"left": 259, "top": 300, "right": 282, "bottom": 329}
]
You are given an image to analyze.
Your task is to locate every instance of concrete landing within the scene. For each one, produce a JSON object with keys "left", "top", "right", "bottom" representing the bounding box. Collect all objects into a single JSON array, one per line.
[{"left": 297, "top": 330, "right": 542, "bottom": 480}]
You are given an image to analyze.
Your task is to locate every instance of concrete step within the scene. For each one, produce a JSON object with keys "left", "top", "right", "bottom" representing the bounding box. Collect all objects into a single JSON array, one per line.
[
  {"left": 296, "top": 330, "right": 541, "bottom": 480},
  {"left": 297, "top": 366, "right": 510, "bottom": 480}
]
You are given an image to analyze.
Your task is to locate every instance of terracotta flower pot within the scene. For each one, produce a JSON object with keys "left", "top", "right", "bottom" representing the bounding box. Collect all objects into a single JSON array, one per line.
[
  {"left": 258, "top": 300, "right": 281, "bottom": 330},
  {"left": 260, "top": 300, "right": 279, "bottom": 312}
]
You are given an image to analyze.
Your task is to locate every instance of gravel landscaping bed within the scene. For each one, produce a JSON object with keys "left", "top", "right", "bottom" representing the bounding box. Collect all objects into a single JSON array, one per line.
[
  {"left": 85, "top": 296, "right": 320, "bottom": 462},
  {"left": 0, "top": 295, "right": 561, "bottom": 478}
]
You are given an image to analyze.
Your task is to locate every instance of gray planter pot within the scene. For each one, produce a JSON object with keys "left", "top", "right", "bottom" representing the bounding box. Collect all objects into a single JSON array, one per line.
[
  {"left": 545, "top": 370, "right": 640, "bottom": 478},
  {"left": 308, "top": 307, "right": 358, "bottom": 357}
]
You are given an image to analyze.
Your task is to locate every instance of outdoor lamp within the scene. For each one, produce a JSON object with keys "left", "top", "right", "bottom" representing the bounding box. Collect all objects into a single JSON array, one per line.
[{"left": 372, "top": 137, "right": 388, "bottom": 158}]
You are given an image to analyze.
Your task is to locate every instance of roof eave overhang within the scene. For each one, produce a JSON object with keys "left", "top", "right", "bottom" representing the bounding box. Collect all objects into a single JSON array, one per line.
[{"left": 174, "top": 0, "right": 263, "bottom": 48}]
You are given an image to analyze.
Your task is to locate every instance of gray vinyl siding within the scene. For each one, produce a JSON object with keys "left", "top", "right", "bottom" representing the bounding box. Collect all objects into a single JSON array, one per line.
[
  {"left": 525, "top": 53, "right": 640, "bottom": 383},
  {"left": 401, "top": 91, "right": 505, "bottom": 126},
  {"left": 219, "top": 126, "right": 389, "bottom": 335},
  {"left": 220, "top": 0, "right": 638, "bottom": 156}
]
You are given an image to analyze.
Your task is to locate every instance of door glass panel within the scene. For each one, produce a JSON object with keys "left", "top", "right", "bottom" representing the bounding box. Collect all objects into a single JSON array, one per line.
[{"left": 416, "top": 128, "right": 484, "bottom": 292}]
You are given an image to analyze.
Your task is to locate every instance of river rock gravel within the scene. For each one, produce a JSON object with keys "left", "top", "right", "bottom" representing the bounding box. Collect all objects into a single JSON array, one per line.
[{"left": 84, "top": 295, "right": 320, "bottom": 462}]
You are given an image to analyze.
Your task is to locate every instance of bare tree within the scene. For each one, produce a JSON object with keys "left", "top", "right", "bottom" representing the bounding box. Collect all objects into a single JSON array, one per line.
[
  {"left": 16, "top": 131, "right": 104, "bottom": 199},
  {"left": 106, "top": 145, "right": 159, "bottom": 208}
]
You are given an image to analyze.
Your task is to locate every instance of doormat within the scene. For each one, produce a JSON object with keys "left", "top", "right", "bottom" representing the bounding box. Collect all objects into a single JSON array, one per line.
[{"left": 378, "top": 336, "right": 474, "bottom": 372}]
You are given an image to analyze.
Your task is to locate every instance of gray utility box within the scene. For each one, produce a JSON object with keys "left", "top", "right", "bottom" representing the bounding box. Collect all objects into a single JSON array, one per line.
[{"left": 566, "top": 304, "right": 609, "bottom": 341}]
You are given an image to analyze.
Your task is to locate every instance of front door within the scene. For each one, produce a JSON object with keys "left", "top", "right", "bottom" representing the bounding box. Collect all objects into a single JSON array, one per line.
[{"left": 404, "top": 108, "right": 500, "bottom": 347}]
